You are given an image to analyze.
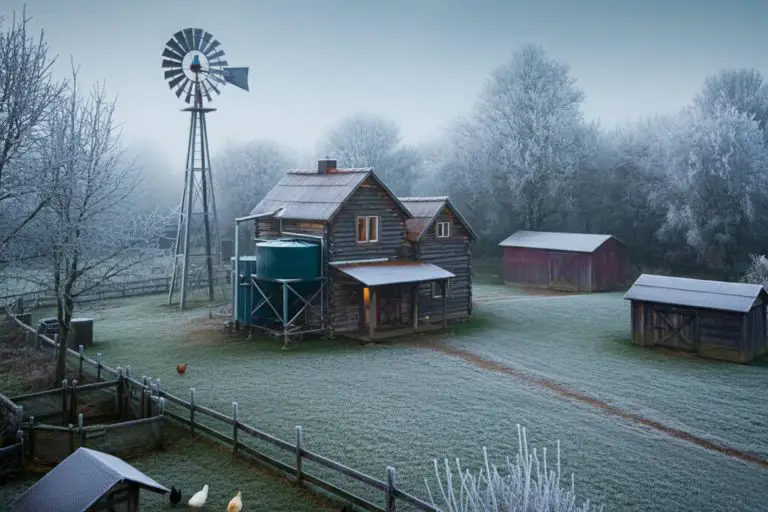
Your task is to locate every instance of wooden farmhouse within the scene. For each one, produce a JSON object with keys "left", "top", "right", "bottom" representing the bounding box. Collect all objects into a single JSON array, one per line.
[
  {"left": 498, "top": 230, "right": 632, "bottom": 292},
  {"left": 246, "top": 158, "right": 476, "bottom": 340},
  {"left": 624, "top": 274, "right": 768, "bottom": 363},
  {"left": 11, "top": 447, "right": 169, "bottom": 511}
]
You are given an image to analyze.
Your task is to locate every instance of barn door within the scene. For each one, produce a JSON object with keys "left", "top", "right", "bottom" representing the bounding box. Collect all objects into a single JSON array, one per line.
[
  {"left": 548, "top": 253, "right": 581, "bottom": 292},
  {"left": 653, "top": 307, "right": 698, "bottom": 351}
]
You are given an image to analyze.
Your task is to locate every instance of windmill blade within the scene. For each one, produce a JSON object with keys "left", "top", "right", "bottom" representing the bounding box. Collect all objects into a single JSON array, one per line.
[
  {"left": 182, "top": 29, "right": 196, "bottom": 52},
  {"left": 206, "top": 78, "right": 221, "bottom": 96},
  {"left": 223, "top": 67, "right": 249, "bottom": 91},
  {"left": 206, "top": 49, "right": 226, "bottom": 62},
  {"left": 201, "top": 81, "right": 213, "bottom": 102},
  {"left": 193, "top": 28, "right": 203, "bottom": 51},
  {"left": 199, "top": 31, "right": 214, "bottom": 55},
  {"left": 205, "top": 39, "right": 221, "bottom": 56},
  {"left": 204, "top": 68, "right": 227, "bottom": 84},
  {"left": 173, "top": 31, "right": 189, "bottom": 53},
  {"left": 166, "top": 37, "right": 186, "bottom": 57},
  {"left": 162, "top": 48, "right": 184, "bottom": 62},
  {"left": 163, "top": 59, "right": 183, "bottom": 69},
  {"left": 175, "top": 78, "right": 188, "bottom": 98},
  {"left": 184, "top": 82, "right": 194, "bottom": 104},
  {"left": 164, "top": 68, "right": 184, "bottom": 80},
  {"left": 168, "top": 74, "right": 186, "bottom": 89}
]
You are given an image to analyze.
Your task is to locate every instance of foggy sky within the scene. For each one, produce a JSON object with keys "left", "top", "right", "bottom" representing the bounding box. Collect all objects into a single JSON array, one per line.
[{"left": 5, "top": 0, "right": 768, "bottom": 171}]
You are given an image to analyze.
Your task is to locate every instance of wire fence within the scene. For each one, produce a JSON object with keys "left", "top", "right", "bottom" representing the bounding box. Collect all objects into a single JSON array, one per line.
[{"left": 3, "top": 309, "right": 442, "bottom": 512}]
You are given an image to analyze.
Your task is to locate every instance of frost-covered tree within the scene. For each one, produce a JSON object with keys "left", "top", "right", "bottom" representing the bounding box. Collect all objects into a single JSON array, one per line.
[
  {"left": 472, "top": 44, "right": 587, "bottom": 231},
  {"left": 658, "top": 104, "right": 768, "bottom": 275},
  {"left": 26, "top": 69, "right": 164, "bottom": 382},
  {"left": 319, "top": 112, "right": 420, "bottom": 195},
  {"left": 213, "top": 139, "right": 295, "bottom": 243},
  {"left": 0, "top": 7, "right": 66, "bottom": 260},
  {"left": 694, "top": 69, "right": 768, "bottom": 132},
  {"left": 425, "top": 425, "right": 602, "bottom": 512},
  {"left": 742, "top": 254, "right": 768, "bottom": 287}
]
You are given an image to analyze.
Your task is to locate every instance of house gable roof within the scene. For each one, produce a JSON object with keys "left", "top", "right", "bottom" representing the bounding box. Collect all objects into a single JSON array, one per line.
[
  {"left": 11, "top": 447, "right": 168, "bottom": 512},
  {"left": 498, "top": 230, "right": 623, "bottom": 253},
  {"left": 399, "top": 196, "right": 478, "bottom": 241},
  {"left": 623, "top": 274, "right": 768, "bottom": 313},
  {"left": 249, "top": 167, "right": 412, "bottom": 222}
]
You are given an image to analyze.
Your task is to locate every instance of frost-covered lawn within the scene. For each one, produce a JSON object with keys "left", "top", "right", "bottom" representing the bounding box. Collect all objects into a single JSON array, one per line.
[{"left": 27, "top": 283, "right": 768, "bottom": 512}]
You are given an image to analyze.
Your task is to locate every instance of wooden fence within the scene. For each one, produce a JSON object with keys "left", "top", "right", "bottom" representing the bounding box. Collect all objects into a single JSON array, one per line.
[{"left": 3, "top": 311, "right": 442, "bottom": 512}]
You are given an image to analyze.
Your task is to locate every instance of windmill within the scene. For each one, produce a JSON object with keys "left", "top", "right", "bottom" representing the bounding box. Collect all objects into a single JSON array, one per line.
[{"left": 162, "top": 28, "right": 249, "bottom": 310}]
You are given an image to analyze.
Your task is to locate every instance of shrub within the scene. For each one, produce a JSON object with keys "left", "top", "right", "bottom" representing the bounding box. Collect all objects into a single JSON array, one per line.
[
  {"left": 741, "top": 254, "right": 768, "bottom": 287},
  {"left": 425, "top": 424, "right": 603, "bottom": 512}
]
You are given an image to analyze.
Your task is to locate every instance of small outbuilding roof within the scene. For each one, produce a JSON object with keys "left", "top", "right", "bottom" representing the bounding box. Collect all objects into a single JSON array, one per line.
[
  {"left": 499, "top": 230, "right": 622, "bottom": 253},
  {"left": 11, "top": 447, "right": 169, "bottom": 512},
  {"left": 623, "top": 274, "right": 768, "bottom": 313},
  {"left": 399, "top": 196, "right": 478, "bottom": 241},
  {"left": 331, "top": 261, "right": 455, "bottom": 287},
  {"left": 249, "top": 168, "right": 412, "bottom": 222}
]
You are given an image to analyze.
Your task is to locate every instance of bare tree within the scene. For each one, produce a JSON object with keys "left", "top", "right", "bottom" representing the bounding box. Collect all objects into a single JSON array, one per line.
[
  {"left": 0, "top": 6, "right": 66, "bottom": 259},
  {"left": 319, "top": 112, "right": 420, "bottom": 195},
  {"left": 25, "top": 68, "right": 164, "bottom": 381}
]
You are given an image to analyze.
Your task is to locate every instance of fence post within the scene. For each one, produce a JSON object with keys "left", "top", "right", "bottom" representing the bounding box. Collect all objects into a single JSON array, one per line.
[
  {"left": 28, "top": 416, "right": 35, "bottom": 457},
  {"left": 78, "top": 413, "right": 85, "bottom": 447},
  {"left": 295, "top": 425, "right": 303, "bottom": 483},
  {"left": 190, "top": 388, "right": 196, "bottom": 434},
  {"left": 386, "top": 466, "right": 396, "bottom": 512},
  {"left": 96, "top": 353, "right": 102, "bottom": 381},
  {"left": 157, "top": 397, "right": 165, "bottom": 449},
  {"left": 68, "top": 424, "right": 74, "bottom": 454},
  {"left": 69, "top": 380, "right": 78, "bottom": 425},
  {"left": 17, "top": 429, "right": 24, "bottom": 473},
  {"left": 232, "top": 402, "right": 239, "bottom": 454},
  {"left": 78, "top": 345, "right": 84, "bottom": 381},
  {"left": 61, "top": 379, "right": 68, "bottom": 417},
  {"left": 35, "top": 324, "right": 41, "bottom": 349},
  {"left": 116, "top": 367, "right": 124, "bottom": 417}
]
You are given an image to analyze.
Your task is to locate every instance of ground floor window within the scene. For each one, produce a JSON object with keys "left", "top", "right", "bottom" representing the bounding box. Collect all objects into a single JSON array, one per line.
[{"left": 432, "top": 279, "right": 452, "bottom": 299}]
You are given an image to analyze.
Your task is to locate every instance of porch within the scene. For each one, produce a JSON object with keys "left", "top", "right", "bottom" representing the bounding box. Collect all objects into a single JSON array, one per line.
[{"left": 331, "top": 261, "right": 455, "bottom": 342}]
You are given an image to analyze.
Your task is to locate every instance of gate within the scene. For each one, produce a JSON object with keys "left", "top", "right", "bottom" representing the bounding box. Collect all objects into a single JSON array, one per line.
[{"left": 548, "top": 252, "right": 581, "bottom": 292}]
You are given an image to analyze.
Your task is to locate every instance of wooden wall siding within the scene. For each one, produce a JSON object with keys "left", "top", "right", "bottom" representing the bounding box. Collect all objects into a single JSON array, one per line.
[
  {"left": 328, "top": 270, "right": 360, "bottom": 333},
  {"left": 590, "top": 238, "right": 632, "bottom": 291},
  {"left": 255, "top": 219, "right": 325, "bottom": 240},
  {"left": 629, "top": 299, "right": 767, "bottom": 363},
  {"left": 328, "top": 177, "right": 409, "bottom": 262},
  {"left": 415, "top": 208, "right": 472, "bottom": 321}
]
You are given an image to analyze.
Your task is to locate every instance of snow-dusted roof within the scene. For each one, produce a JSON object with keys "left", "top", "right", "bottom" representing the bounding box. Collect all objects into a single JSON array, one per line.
[
  {"left": 249, "top": 168, "right": 411, "bottom": 222},
  {"left": 498, "top": 230, "right": 620, "bottom": 253},
  {"left": 623, "top": 274, "right": 767, "bottom": 313},
  {"left": 331, "top": 261, "right": 455, "bottom": 286}
]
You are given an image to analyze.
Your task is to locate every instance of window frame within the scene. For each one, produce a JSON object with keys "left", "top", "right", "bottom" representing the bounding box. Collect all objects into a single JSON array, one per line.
[
  {"left": 432, "top": 279, "right": 452, "bottom": 299},
  {"left": 356, "top": 215, "right": 380, "bottom": 243},
  {"left": 436, "top": 221, "right": 451, "bottom": 238}
]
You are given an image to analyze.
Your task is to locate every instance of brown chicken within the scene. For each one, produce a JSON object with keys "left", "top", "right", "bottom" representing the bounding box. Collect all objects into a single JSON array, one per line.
[{"left": 176, "top": 363, "right": 188, "bottom": 375}]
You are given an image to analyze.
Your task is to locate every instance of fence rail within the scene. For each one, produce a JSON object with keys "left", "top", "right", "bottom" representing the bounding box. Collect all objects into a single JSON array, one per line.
[{"left": 3, "top": 310, "right": 442, "bottom": 512}]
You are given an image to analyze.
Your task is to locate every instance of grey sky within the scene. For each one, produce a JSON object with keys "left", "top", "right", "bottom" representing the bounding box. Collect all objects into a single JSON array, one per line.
[{"left": 6, "top": 0, "right": 768, "bottom": 170}]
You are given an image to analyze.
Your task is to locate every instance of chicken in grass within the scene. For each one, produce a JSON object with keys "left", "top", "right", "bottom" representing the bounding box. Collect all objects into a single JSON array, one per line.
[
  {"left": 187, "top": 484, "right": 208, "bottom": 508},
  {"left": 176, "top": 363, "right": 188, "bottom": 375},
  {"left": 227, "top": 490, "right": 243, "bottom": 512}
]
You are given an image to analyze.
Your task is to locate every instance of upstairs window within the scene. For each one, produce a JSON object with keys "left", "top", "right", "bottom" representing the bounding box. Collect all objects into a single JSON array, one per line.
[
  {"left": 436, "top": 221, "right": 451, "bottom": 238},
  {"left": 356, "top": 216, "right": 379, "bottom": 243}
]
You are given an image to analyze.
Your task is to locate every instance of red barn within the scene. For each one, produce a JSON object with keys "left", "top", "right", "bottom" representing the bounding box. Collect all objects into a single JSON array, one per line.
[{"left": 498, "top": 230, "right": 632, "bottom": 292}]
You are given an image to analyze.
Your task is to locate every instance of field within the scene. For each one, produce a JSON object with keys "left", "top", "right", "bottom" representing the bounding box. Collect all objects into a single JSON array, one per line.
[{"left": 15, "top": 268, "right": 768, "bottom": 512}]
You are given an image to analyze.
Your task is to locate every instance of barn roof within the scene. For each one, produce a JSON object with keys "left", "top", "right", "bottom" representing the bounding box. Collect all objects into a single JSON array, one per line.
[
  {"left": 11, "top": 447, "right": 168, "bottom": 512},
  {"left": 623, "top": 274, "right": 768, "bottom": 313},
  {"left": 249, "top": 168, "right": 412, "bottom": 222},
  {"left": 498, "top": 230, "right": 621, "bottom": 253},
  {"left": 399, "top": 196, "right": 478, "bottom": 241}
]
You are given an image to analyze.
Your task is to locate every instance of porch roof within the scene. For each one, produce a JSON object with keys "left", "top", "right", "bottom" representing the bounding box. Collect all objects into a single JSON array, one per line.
[{"left": 331, "top": 262, "right": 455, "bottom": 287}]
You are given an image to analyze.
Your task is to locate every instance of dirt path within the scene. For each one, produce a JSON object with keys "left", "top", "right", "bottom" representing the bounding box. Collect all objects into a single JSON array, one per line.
[{"left": 420, "top": 340, "right": 768, "bottom": 470}]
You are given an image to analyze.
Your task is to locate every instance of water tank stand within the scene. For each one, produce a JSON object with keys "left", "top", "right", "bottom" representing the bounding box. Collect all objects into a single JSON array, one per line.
[{"left": 248, "top": 276, "right": 326, "bottom": 346}]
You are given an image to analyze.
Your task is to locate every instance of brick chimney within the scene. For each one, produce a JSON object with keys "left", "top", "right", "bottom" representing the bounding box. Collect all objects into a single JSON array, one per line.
[{"left": 318, "top": 157, "right": 336, "bottom": 174}]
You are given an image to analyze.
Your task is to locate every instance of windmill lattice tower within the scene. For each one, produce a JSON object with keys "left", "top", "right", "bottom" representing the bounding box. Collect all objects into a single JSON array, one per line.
[{"left": 161, "top": 28, "right": 249, "bottom": 310}]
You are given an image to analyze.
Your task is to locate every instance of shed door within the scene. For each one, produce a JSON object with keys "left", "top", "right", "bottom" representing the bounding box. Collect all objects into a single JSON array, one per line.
[
  {"left": 652, "top": 307, "right": 698, "bottom": 351},
  {"left": 548, "top": 253, "right": 581, "bottom": 292}
]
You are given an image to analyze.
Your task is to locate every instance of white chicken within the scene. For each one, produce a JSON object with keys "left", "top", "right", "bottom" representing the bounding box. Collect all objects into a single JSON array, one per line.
[
  {"left": 187, "top": 484, "right": 209, "bottom": 508},
  {"left": 227, "top": 490, "right": 243, "bottom": 512}
]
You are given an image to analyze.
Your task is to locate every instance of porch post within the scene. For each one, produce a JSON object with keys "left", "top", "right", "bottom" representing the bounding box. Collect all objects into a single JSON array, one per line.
[
  {"left": 441, "top": 280, "right": 448, "bottom": 329},
  {"left": 369, "top": 287, "right": 376, "bottom": 340},
  {"left": 412, "top": 284, "right": 419, "bottom": 330}
]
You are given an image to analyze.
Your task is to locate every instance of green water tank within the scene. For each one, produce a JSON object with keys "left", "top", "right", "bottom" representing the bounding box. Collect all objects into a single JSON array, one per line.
[
  {"left": 231, "top": 256, "right": 258, "bottom": 325},
  {"left": 254, "top": 239, "right": 321, "bottom": 280}
]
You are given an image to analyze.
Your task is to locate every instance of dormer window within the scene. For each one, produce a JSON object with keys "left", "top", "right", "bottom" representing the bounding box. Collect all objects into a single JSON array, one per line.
[{"left": 436, "top": 221, "right": 451, "bottom": 238}]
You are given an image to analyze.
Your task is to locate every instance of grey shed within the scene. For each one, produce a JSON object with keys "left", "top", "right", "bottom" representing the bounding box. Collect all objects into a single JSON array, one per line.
[{"left": 11, "top": 447, "right": 169, "bottom": 512}]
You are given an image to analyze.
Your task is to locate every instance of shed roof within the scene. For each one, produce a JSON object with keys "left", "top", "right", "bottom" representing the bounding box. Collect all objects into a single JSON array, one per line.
[
  {"left": 623, "top": 274, "right": 768, "bottom": 313},
  {"left": 249, "top": 168, "right": 412, "bottom": 222},
  {"left": 498, "top": 230, "right": 621, "bottom": 253},
  {"left": 12, "top": 447, "right": 169, "bottom": 512},
  {"left": 331, "top": 261, "right": 455, "bottom": 287},
  {"left": 399, "top": 196, "right": 478, "bottom": 241}
]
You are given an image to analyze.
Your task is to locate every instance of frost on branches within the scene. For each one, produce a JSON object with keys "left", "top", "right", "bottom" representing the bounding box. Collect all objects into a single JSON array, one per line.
[
  {"left": 741, "top": 254, "right": 768, "bottom": 288},
  {"left": 425, "top": 424, "right": 602, "bottom": 512}
]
